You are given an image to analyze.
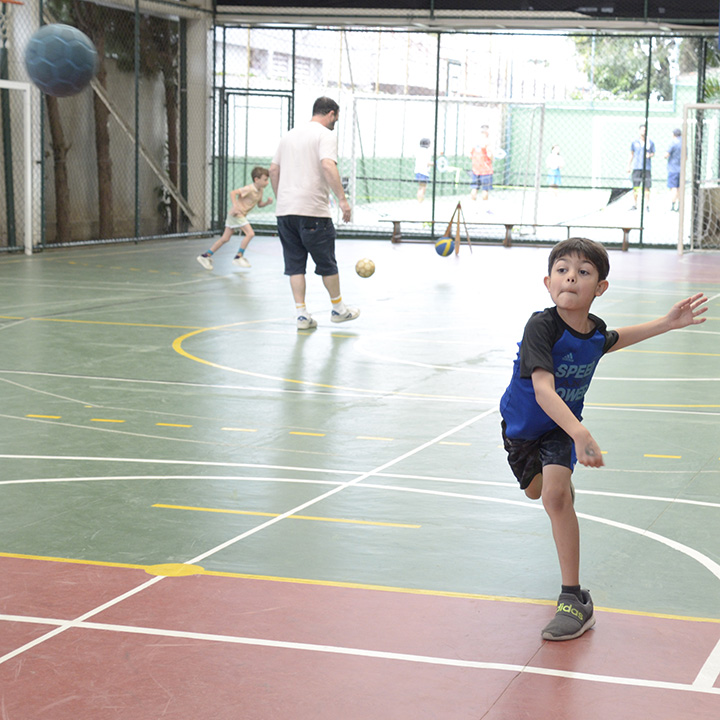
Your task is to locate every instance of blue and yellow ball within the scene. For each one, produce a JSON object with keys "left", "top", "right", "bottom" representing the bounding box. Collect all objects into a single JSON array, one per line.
[{"left": 435, "top": 237, "right": 455, "bottom": 256}]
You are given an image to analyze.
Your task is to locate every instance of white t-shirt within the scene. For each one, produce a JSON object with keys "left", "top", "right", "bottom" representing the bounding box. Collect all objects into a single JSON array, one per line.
[
  {"left": 272, "top": 121, "right": 338, "bottom": 217},
  {"left": 414, "top": 146, "right": 433, "bottom": 175}
]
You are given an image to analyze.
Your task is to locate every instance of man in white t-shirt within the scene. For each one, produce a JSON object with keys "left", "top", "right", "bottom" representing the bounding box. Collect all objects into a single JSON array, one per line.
[{"left": 269, "top": 97, "right": 360, "bottom": 331}]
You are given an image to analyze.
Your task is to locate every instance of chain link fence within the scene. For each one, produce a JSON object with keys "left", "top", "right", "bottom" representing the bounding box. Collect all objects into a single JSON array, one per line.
[
  {"left": 1, "top": 3, "right": 719, "bottom": 251},
  {"left": 213, "top": 26, "right": 718, "bottom": 248},
  {"left": 1, "top": 0, "right": 209, "bottom": 252}
]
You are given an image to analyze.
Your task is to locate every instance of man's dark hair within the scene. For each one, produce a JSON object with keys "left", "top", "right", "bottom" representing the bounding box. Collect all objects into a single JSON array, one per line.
[
  {"left": 548, "top": 237, "right": 610, "bottom": 281},
  {"left": 312, "top": 96, "right": 339, "bottom": 117}
]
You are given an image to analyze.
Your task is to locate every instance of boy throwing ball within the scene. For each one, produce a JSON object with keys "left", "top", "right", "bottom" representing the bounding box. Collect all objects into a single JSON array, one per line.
[
  {"left": 500, "top": 237, "right": 707, "bottom": 641},
  {"left": 197, "top": 166, "right": 273, "bottom": 270}
]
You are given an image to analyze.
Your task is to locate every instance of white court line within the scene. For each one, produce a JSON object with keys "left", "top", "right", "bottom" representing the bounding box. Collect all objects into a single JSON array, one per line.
[
  {"left": 181, "top": 407, "right": 497, "bottom": 567},
  {"left": 694, "top": 636, "right": 720, "bottom": 689},
  {"left": 0, "top": 407, "right": 498, "bottom": 667},
  {"left": 0, "top": 369, "right": 495, "bottom": 404},
  {"left": 0, "top": 475, "right": 346, "bottom": 487},
  {"left": 358, "top": 482, "right": 720, "bottom": 578},
  {"left": 2, "top": 471, "right": 720, "bottom": 511},
  {"left": 354, "top": 345, "right": 720, "bottom": 380},
  {"left": 0, "top": 375, "right": 100, "bottom": 406},
  {"left": 0, "top": 613, "right": 718, "bottom": 697},
  {"left": 0, "top": 455, "right": 363, "bottom": 476},
  {"left": 1, "top": 463, "right": 719, "bottom": 495}
]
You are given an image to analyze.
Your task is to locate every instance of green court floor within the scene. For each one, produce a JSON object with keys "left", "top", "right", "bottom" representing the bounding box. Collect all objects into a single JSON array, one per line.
[{"left": 0, "top": 236, "right": 718, "bottom": 619}]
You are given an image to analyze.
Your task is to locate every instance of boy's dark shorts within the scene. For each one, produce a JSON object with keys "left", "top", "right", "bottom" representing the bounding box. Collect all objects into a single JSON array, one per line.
[
  {"left": 631, "top": 169, "right": 652, "bottom": 189},
  {"left": 277, "top": 215, "right": 338, "bottom": 276},
  {"left": 501, "top": 420, "right": 576, "bottom": 489}
]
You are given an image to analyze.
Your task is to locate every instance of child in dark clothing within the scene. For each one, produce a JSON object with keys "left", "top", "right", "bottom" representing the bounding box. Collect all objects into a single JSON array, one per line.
[{"left": 500, "top": 237, "right": 708, "bottom": 641}]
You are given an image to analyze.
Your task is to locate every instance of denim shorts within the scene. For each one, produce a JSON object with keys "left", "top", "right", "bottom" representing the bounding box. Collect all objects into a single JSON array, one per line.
[
  {"left": 501, "top": 420, "right": 576, "bottom": 489},
  {"left": 472, "top": 173, "right": 493, "bottom": 190},
  {"left": 277, "top": 215, "right": 338, "bottom": 276}
]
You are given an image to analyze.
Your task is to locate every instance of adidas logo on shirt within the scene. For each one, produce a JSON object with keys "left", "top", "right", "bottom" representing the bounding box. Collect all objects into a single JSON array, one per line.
[{"left": 562, "top": 353, "right": 574, "bottom": 362}]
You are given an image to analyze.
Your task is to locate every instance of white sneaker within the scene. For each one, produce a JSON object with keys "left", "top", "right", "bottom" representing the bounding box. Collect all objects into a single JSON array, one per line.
[
  {"left": 232, "top": 255, "right": 251, "bottom": 268},
  {"left": 196, "top": 255, "right": 213, "bottom": 270},
  {"left": 331, "top": 306, "right": 360, "bottom": 323},
  {"left": 297, "top": 315, "right": 318, "bottom": 330}
]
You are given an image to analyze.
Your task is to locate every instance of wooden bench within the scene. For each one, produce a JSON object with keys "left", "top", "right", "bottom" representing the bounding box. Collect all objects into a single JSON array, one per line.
[
  {"left": 382, "top": 219, "right": 514, "bottom": 247},
  {"left": 558, "top": 224, "right": 642, "bottom": 251},
  {"left": 381, "top": 219, "right": 640, "bottom": 251}
]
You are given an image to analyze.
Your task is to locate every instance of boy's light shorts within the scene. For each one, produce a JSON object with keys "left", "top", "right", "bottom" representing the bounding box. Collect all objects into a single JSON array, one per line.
[
  {"left": 501, "top": 420, "right": 576, "bottom": 489},
  {"left": 225, "top": 212, "right": 249, "bottom": 229}
]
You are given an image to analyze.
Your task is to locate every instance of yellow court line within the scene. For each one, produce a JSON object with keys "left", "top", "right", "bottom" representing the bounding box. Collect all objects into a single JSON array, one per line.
[
  {"left": 1, "top": 550, "right": 719, "bottom": 625},
  {"left": 0, "top": 551, "right": 145, "bottom": 571},
  {"left": 588, "top": 402, "right": 720, "bottom": 409},
  {"left": 171, "top": 325, "right": 493, "bottom": 402},
  {"left": 28, "top": 317, "right": 203, "bottom": 330},
  {"left": 156, "top": 423, "right": 193, "bottom": 428},
  {"left": 619, "top": 349, "right": 720, "bottom": 357},
  {"left": 644, "top": 454, "right": 682, "bottom": 459},
  {"left": 289, "top": 431, "right": 326, "bottom": 437},
  {"left": 26, "top": 414, "right": 61, "bottom": 419},
  {"left": 91, "top": 418, "right": 125, "bottom": 423},
  {"left": 152, "top": 503, "right": 420, "bottom": 528}
]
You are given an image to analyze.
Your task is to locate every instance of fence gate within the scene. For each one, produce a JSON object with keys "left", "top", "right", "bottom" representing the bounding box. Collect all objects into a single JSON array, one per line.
[{"left": 216, "top": 89, "right": 292, "bottom": 226}]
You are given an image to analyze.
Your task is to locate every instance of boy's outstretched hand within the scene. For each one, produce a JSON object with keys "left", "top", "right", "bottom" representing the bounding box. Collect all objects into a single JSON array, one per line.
[
  {"left": 666, "top": 293, "right": 708, "bottom": 330},
  {"left": 612, "top": 292, "right": 709, "bottom": 352},
  {"left": 573, "top": 428, "right": 605, "bottom": 468}
]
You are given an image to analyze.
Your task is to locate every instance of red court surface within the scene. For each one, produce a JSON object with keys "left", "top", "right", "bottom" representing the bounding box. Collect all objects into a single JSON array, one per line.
[{"left": 2, "top": 556, "right": 720, "bottom": 719}]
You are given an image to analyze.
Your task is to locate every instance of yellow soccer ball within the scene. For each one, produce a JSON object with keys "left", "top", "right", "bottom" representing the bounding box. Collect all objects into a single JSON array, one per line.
[{"left": 355, "top": 258, "right": 375, "bottom": 278}]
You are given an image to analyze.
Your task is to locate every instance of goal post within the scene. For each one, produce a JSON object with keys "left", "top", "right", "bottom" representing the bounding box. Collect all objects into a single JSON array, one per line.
[
  {"left": 345, "top": 94, "right": 545, "bottom": 234},
  {"left": 678, "top": 102, "right": 720, "bottom": 254},
  {"left": 0, "top": 78, "right": 33, "bottom": 255}
]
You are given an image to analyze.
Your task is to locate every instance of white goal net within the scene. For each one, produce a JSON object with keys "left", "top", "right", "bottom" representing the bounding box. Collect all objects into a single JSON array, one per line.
[
  {"left": 0, "top": 78, "right": 33, "bottom": 254},
  {"left": 679, "top": 103, "right": 720, "bottom": 252},
  {"left": 345, "top": 94, "right": 544, "bottom": 236}
]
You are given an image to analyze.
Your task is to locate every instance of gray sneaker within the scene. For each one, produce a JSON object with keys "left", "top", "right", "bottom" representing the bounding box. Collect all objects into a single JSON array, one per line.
[
  {"left": 541, "top": 589, "right": 595, "bottom": 641},
  {"left": 331, "top": 306, "right": 360, "bottom": 323},
  {"left": 196, "top": 254, "right": 213, "bottom": 270},
  {"left": 297, "top": 315, "right": 318, "bottom": 330}
]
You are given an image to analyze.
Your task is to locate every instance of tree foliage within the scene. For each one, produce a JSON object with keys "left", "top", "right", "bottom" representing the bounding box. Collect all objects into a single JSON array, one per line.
[{"left": 573, "top": 35, "right": 680, "bottom": 101}]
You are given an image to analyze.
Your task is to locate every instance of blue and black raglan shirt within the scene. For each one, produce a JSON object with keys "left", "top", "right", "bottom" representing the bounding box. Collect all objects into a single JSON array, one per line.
[{"left": 500, "top": 307, "right": 619, "bottom": 440}]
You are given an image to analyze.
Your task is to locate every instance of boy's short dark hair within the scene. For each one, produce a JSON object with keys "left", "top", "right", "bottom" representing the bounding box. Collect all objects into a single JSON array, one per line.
[
  {"left": 548, "top": 237, "right": 610, "bottom": 281},
  {"left": 420, "top": 138, "right": 431, "bottom": 148},
  {"left": 312, "top": 96, "right": 339, "bottom": 117},
  {"left": 251, "top": 166, "right": 269, "bottom": 180}
]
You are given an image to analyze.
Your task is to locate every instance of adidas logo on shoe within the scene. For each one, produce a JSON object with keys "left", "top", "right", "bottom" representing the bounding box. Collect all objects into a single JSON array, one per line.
[
  {"left": 541, "top": 590, "right": 595, "bottom": 642},
  {"left": 556, "top": 603, "right": 585, "bottom": 621}
]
